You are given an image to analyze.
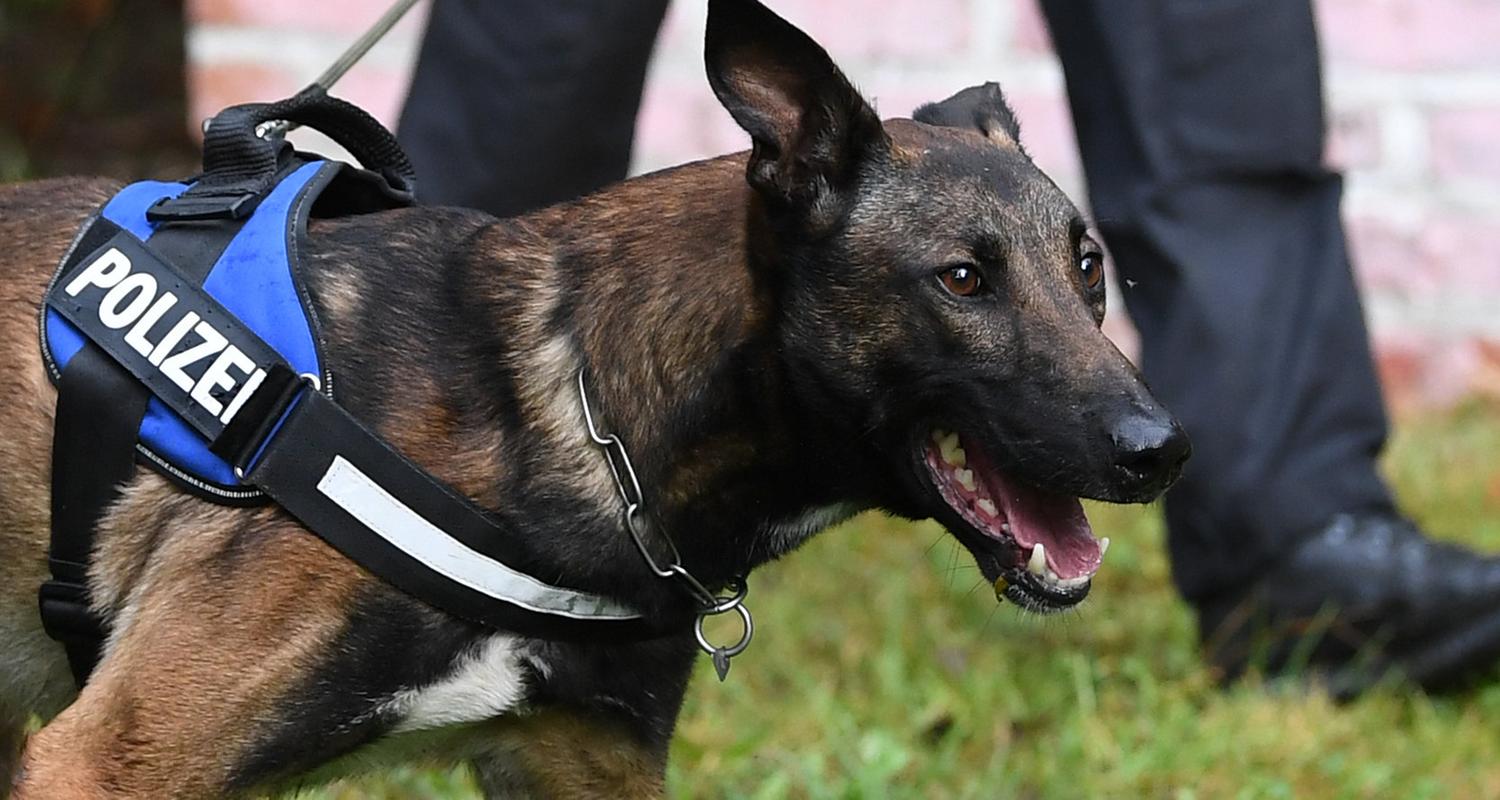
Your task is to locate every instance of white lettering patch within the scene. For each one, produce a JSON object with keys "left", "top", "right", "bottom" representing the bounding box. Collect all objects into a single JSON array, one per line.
[{"left": 58, "top": 242, "right": 276, "bottom": 427}]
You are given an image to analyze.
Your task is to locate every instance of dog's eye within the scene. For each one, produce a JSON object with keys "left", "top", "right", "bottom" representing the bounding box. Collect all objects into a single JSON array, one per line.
[
  {"left": 938, "top": 264, "right": 983, "bottom": 297},
  {"left": 1080, "top": 252, "right": 1105, "bottom": 291}
]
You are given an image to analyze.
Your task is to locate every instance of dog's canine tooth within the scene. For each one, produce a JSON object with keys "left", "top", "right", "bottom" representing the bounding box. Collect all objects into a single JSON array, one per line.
[
  {"left": 939, "top": 431, "right": 960, "bottom": 456},
  {"left": 1100, "top": 537, "right": 1111, "bottom": 558},
  {"left": 935, "top": 430, "right": 964, "bottom": 467},
  {"left": 1027, "top": 542, "right": 1047, "bottom": 575}
]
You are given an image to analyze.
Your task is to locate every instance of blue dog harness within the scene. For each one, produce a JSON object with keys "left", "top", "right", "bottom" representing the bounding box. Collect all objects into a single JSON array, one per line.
[
  {"left": 44, "top": 163, "right": 328, "bottom": 500},
  {"left": 39, "top": 90, "right": 672, "bottom": 685}
]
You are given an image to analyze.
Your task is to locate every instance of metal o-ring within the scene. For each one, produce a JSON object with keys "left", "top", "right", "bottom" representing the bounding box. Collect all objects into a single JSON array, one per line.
[{"left": 694, "top": 603, "right": 753, "bottom": 658}]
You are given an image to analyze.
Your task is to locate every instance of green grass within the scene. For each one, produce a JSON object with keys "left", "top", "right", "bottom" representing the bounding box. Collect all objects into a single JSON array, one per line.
[{"left": 307, "top": 401, "right": 1500, "bottom": 798}]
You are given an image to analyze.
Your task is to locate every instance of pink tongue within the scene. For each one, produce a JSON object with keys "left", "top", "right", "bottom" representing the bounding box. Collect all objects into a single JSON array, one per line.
[{"left": 997, "top": 481, "right": 1100, "bottom": 580}]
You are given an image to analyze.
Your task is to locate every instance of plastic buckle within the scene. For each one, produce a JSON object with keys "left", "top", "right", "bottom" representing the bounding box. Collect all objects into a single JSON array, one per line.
[
  {"left": 209, "top": 363, "right": 310, "bottom": 480},
  {"left": 37, "top": 580, "right": 101, "bottom": 643},
  {"left": 145, "top": 188, "right": 264, "bottom": 223}
]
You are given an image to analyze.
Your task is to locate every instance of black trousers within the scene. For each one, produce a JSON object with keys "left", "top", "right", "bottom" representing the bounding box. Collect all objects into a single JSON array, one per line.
[{"left": 398, "top": 0, "right": 1396, "bottom": 605}]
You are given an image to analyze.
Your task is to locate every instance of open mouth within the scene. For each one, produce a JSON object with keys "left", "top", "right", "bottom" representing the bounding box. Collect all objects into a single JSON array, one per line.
[{"left": 922, "top": 429, "right": 1108, "bottom": 613}]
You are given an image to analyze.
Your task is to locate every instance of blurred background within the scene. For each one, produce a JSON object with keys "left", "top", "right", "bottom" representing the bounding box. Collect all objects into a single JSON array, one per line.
[
  {"left": 8, "top": 0, "right": 1500, "bottom": 415},
  {"left": 7, "top": 1, "right": 1500, "bottom": 797}
]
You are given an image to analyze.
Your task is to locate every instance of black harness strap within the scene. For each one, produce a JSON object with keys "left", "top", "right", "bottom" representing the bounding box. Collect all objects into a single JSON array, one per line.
[
  {"left": 41, "top": 218, "right": 246, "bottom": 683},
  {"left": 42, "top": 348, "right": 148, "bottom": 685},
  {"left": 235, "top": 388, "right": 673, "bottom": 640}
]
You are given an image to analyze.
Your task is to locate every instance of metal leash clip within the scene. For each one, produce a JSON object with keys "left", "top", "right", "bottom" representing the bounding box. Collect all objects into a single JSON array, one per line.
[{"left": 577, "top": 369, "right": 754, "bottom": 681}]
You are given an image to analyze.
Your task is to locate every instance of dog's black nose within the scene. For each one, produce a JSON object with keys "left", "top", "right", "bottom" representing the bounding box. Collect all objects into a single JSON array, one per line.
[{"left": 1110, "top": 413, "right": 1191, "bottom": 496}]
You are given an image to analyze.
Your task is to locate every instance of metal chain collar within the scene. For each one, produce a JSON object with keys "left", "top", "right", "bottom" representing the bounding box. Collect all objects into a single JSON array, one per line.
[{"left": 576, "top": 370, "right": 753, "bottom": 681}]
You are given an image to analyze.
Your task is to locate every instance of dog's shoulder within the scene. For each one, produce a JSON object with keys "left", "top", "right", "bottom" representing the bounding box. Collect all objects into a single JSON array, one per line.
[{"left": 0, "top": 176, "right": 120, "bottom": 216}]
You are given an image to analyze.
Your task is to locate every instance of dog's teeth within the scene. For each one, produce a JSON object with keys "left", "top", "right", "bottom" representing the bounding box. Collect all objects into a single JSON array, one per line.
[
  {"left": 1100, "top": 537, "right": 1111, "bottom": 558},
  {"left": 932, "top": 430, "right": 967, "bottom": 467},
  {"left": 939, "top": 431, "right": 961, "bottom": 459},
  {"left": 976, "top": 498, "right": 997, "bottom": 516},
  {"left": 1044, "top": 565, "right": 1060, "bottom": 583},
  {"left": 1001, "top": 522, "right": 1012, "bottom": 534},
  {"left": 1027, "top": 543, "right": 1047, "bottom": 575},
  {"left": 955, "top": 469, "right": 976, "bottom": 491},
  {"left": 1059, "top": 575, "right": 1090, "bottom": 590}
]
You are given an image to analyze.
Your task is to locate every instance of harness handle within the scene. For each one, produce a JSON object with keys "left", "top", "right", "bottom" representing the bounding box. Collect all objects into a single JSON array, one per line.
[{"left": 149, "top": 86, "right": 416, "bottom": 222}]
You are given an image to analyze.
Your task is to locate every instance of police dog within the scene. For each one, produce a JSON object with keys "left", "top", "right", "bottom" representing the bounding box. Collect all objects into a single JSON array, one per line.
[{"left": 0, "top": 0, "right": 1187, "bottom": 796}]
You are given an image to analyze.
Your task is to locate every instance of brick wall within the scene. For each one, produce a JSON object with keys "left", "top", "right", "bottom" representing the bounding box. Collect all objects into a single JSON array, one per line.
[{"left": 185, "top": 0, "right": 1500, "bottom": 413}]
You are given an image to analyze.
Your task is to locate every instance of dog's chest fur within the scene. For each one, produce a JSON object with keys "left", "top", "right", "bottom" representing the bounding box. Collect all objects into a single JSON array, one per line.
[{"left": 385, "top": 634, "right": 533, "bottom": 732}]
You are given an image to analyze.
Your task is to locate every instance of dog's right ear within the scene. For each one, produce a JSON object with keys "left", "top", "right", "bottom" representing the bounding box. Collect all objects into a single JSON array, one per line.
[
  {"left": 913, "top": 83, "right": 1025, "bottom": 152},
  {"left": 705, "top": 0, "right": 887, "bottom": 225}
]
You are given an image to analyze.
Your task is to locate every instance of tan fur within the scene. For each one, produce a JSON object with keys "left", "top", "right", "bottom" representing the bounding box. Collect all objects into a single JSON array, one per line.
[
  {"left": 17, "top": 493, "right": 367, "bottom": 798},
  {"left": 477, "top": 712, "right": 665, "bottom": 799}
]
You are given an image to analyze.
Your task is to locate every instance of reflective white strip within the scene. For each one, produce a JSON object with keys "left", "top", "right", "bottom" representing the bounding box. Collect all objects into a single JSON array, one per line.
[{"left": 316, "top": 455, "right": 641, "bottom": 621}]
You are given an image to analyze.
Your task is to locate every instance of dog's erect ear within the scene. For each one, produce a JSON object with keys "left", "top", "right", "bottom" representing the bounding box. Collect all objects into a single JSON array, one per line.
[
  {"left": 705, "top": 0, "right": 887, "bottom": 221},
  {"left": 913, "top": 83, "right": 1024, "bottom": 151}
]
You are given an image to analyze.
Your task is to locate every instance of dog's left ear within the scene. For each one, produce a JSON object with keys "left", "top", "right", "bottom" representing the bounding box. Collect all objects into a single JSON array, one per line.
[
  {"left": 706, "top": 0, "right": 888, "bottom": 225},
  {"left": 913, "top": 83, "right": 1024, "bottom": 151}
]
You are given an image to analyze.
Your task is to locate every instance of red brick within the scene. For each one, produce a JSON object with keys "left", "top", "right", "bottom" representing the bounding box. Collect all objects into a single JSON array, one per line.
[
  {"left": 1316, "top": 0, "right": 1500, "bottom": 70},
  {"left": 1429, "top": 106, "right": 1500, "bottom": 188},
  {"left": 1011, "top": 0, "right": 1054, "bottom": 55},
  {"left": 187, "top": 63, "right": 301, "bottom": 135},
  {"left": 1373, "top": 333, "right": 1429, "bottom": 416},
  {"left": 323, "top": 67, "right": 412, "bottom": 128},
  {"left": 770, "top": 0, "right": 971, "bottom": 62},
  {"left": 1372, "top": 331, "right": 1477, "bottom": 414},
  {"left": 1325, "top": 106, "right": 1381, "bottom": 171},
  {"left": 1419, "top": 216, "right": 1500, "bottom": 298},
  {"left": 1473, "top": 339, "right": 1500, "bottom": 404},
  {"left": 633, "top": 76, "right": 747, "bottom": 171},
  {"left": 1345, "top": 215, "right": 1432, "bottom": 299},
  {"left": 187, "top": 62, "right": 408, "bottom": 137},
  {"left": 654, "top": 0, "right": 707, "bottom": 57},
  {"left": 187, "top": 0, "right": 427, "bottom": 35}
]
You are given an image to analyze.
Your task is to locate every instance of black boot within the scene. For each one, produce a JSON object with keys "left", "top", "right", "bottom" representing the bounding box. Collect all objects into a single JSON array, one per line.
[{"left": 1198, "top": 513, "right": 1500, "bottom": 698}]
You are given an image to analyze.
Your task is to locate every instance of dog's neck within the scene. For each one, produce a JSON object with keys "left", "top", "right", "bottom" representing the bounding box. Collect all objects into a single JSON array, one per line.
[{"left": 464, "top": 155, "right": 868, "bottom": 609}]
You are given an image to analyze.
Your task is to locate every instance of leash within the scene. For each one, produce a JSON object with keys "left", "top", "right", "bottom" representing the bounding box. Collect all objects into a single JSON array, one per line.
[{"left": 259, "top": 0, "right": 422, "bottom": 140}]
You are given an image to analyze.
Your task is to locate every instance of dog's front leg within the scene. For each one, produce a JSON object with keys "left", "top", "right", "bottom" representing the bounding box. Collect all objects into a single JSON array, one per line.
[
  {"left": 468, "top": 710, "right": 669, "bottom": 800},
  {"left": 12, "top": 512, "right": 382, "bottom": 799},
  {"left": 0, "top": 710, "right": 26, "bottom": 797}
]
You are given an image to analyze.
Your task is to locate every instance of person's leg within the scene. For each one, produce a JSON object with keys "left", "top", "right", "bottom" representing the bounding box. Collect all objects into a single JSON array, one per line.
[
  {"left": 397, "top": 0, "right": 670, "bottom": 218},
  {"left": 1041, "top": 0, "right": 1500, "bottom": 692},
  {"left": 1040, "top": 0, "right": 1391, "bottom": 603}
]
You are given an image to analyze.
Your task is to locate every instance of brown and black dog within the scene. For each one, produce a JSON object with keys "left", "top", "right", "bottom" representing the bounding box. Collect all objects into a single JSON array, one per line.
[{"left": 0, "top": 0, "right": 1187, "bottom": 796}]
